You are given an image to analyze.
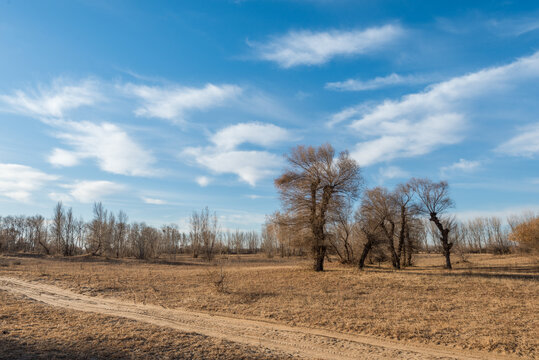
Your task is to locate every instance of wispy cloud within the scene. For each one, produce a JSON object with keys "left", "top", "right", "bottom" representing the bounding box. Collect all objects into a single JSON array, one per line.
[
  {"left": 496, "top": 122, "right": 539, "bottom": 157},
  {"left": 487, "top": 16, "right": 539, "bottom": 37},
  {"left": 379, "top": 166, "right": 410, "bottom": 180},
  {"left": 331, "top": 51, "right": 539, "bottom": 166},
  {"left": 48, "top": 120, "right": 156, "bottom": 176},
  {"left": 54, "top": 180, "right": 125, "bottom": 203},
  {"left": 210, "top": 122, "right": 292, "bottom": 150},
  {"left": 440, "top": 158, "right": 481, "bottom": 177},
  {"left": 250, "top": 24, "right": 403, "bottom": 68},
  {"left": 123, "top": 83, "right": 242, "bottom": 123},
  {"left": 0, "top": 78, "right": 101, "bottom": 119},
  {"left": 142, "top": 196, "right": 167, "bottom": 205},
  {"left": 326, "top": 73, "right": 432, "bottom": 92},
  {"left": 0, "top": 163, "right": 57, "bottom": 202},
  {"left": 183, "top": 122, "right": 290, "bottom": 186}
]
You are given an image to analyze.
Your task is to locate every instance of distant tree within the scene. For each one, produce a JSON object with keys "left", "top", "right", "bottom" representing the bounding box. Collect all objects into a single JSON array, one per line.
[
  {"left": 275, "top": 144, "right": 362, "bottom": 271},
  {"left": 28, "top": 215, "right": 50, "bottom": 254},
  {"left": 261, "top": 220, "right": 278, "bottom": 258},
  {"left": 190, "top": 207, "right": 220, "bottom": 261},
  {"left": 50, "top": 202, "right": 65, "bottom": 255},
  {"left": 112, "top": 211, "right": 129, "bottom": 258},
  {"left": 87, "top": 202, "right": 109, "bottom": 256},
  {"left": 509, "top": 215, "right": 539, "bottom": 253},
  {"left": 411, "top": 178, "right": 455, "bottom": 269}
]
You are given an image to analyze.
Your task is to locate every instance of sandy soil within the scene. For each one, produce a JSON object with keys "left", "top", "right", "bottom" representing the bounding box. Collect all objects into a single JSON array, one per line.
[{"left": 0, "top": 275, "right": 522, "bottom": 360}]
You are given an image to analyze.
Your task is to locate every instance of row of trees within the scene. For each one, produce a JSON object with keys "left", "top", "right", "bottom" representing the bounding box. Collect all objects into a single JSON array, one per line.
[
  {"left": 0, "top": 145, "right": 536, "bottom": 267},
  {"left": 0, "top": 203, "right": 264, "bottom": 260},
  {"left": 272, "top": 144, "right": 537, "bottom": 271}
]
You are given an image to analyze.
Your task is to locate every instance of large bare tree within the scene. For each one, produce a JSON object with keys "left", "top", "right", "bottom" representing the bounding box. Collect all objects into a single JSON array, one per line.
[
  {"left": 275, "top": 144, "right": 361, "bottom": 271},
  {"left": 411, "top": 178, "right": 454, "bottom": 269}
]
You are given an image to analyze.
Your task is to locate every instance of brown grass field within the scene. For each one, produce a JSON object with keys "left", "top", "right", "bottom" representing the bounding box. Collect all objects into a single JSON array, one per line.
[{"left": 0, "top": 253, "right": 537, "bottom": 359}]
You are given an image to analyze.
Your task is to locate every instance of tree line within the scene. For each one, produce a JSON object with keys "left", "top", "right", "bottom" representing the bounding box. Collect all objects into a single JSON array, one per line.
[
  {"left": 0, "top": 203, "right": 263, "bottom": 260},
  {"left": 0, "top": 144, "right": 536, "bottom": 268}
]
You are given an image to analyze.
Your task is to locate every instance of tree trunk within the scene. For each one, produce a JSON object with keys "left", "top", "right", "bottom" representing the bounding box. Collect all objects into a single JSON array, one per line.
[
  {"left": 443, "top": 245, "right": 452, "bottom": 269},
  {"left": 358, "top": 236, "right": 373, "bottom": 269},
  {"left": 430, "top": 213, "right": 452, "bottom": 269},
  {"left": 313, "top": 245, "right": 326, "bottom": 271},
  {"left": 383, "top": 222, "right": 400, "bottom": 269}
]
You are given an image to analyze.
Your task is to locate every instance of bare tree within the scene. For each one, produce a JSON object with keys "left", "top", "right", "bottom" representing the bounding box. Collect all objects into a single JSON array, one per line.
[
  {"left": 189, "top": 210, "right": 202, "bottom": 258},
  {"left": 190, "top": 207, "right": 220, "bottom": 261},
  {"left": 392, "top": 183, "right": 418, "bottom": 268},
  {"left": 355, "top": 189, "right": 386, "bottom": 269},
  {"left": 28, "top": 215, "right": 50, "bottom": 254},
  {"left": 87, "top": 202, "right": 109, "bottom": 256},
  {"left": 261, "top": 220, "right": 278, "bottom": 258},
  {"left": 63, "top": 207, "right": 76, "bottom": 256},
  {"left": 50, "top": 202, "right": 65, "bottom": 254},
  {"left": 411, "top": 178, "right": 454, "bottom": 269},
  {"left": 112, "top": 211, "right": 128, "bottom": 258},
  {"left": 327, "top": 202, "right": 357, "bottom": 264},
  {"left": 275, "top": 144, "right": 362, "bottom": 271}
]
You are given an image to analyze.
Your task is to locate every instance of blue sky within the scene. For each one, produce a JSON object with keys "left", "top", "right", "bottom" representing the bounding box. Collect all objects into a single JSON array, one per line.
[{"left": 1, "top": 0, "right": 538, "bottom": 230}]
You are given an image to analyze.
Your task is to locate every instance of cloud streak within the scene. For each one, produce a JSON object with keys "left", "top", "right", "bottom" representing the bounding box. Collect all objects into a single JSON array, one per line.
[
  {"left": 496, "top": 123, "right": 539, "bottom": 157},
  {"left": 326, "top": 73, "right": 432, "bottom": 91},
  {"left": 124, "top": 83, "right": 242, "bottom": 123},
  {"left": 251, "top": 24, "right": 403, "bottom": 68},
  {"left": 0, "top": 79, "right": 101, "bottom": 119}
]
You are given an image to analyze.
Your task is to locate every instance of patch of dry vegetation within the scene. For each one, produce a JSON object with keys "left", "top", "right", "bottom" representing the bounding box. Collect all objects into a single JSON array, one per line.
[
  {"left": 0, "top": 291, "right": 290, "bottom": 360},
  {"left": 1, "top": 253, "right": 537, "bottom": 358}
]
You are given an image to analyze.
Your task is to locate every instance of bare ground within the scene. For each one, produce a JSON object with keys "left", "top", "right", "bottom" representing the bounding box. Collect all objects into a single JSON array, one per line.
[{"left": 0, "top": 275, "right": 524, "bottom": 360}]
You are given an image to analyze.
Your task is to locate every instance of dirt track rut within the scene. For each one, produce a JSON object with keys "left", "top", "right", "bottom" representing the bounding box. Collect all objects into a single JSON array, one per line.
[{"left": 0, "top": 276, "right": 515, "bottom": 360}]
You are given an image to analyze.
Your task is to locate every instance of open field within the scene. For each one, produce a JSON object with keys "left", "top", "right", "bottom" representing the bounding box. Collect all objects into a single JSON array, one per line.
[{"left": 1, "top": 253, "right": 537, "bottom": 359}]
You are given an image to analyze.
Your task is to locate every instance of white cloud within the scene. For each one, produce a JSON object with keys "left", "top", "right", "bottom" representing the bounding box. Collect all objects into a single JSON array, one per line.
[
  {"left": 332, "top": 51, "right": 539, "bottom": 166},
  {"left": 48, "top": 120, "right": 155, "bottom": 176},
  {"left": 440, "top": 158, "right": 481, "bottom": 177},
  {"left": 0, "top": 78, "right": 100, "bottom": 118},
  {"left": 210, "top": 122, "right": 292, "bottom": 150},
  {"left": 183, "top": 122, "right": 289, "bottom": 186},
  {"left": 48, "top": 148, "right": 81, "bottom": 167},
  {"left": 496, "top": 122, "right": 539, "bottom": 157},
  {"left": 379, "top": 166, "right": 410, "bottom": 180},
  {"left": 252, "top": 24, "right": 403, "bottom": 68},
  {"left": 142, "top": 197, "right": 167, "bottom": 205},
  {"left": 185, "top": 148, "right": 282, "bottom": 186},
  {"left": 196, "top": 176, "right": 211, "bottom": 187},
  {"left": 0, "top": 163, "right": 57, "bottom": 202},
  {"left": 326, "top": 73, "right": 431, "bottom": 91},
  {"left": 63, "top": 180, "right": 125, "bottom": 203},
  {"left": 124, "top": 83, "right": 242, "bottom": 123}
]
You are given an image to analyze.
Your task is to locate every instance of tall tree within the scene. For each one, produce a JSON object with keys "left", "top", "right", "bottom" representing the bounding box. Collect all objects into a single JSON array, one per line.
[
  {"left": 275, "top": 144, "right": 361, "bottom": 271},
  {"left": 411, "top": 178, "right": 455, "bottom": 269}
]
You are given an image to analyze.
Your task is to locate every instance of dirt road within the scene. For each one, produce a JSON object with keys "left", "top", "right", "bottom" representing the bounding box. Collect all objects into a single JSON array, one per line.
[{"left": 0, "top": 276, "right": 515, "bottom": 360}]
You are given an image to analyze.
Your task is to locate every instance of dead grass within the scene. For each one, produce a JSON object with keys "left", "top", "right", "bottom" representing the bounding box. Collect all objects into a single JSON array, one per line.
[
  {"left": 0, "top": 291, "right": 291, "bottom": 359},
  {"left": 1, "top": 253, "right": 537, "bottom": 358}
]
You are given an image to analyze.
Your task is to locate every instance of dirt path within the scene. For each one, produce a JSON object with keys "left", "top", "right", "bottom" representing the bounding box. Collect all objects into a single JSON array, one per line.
[{"left": 0, "top": 276, "right": 516, "bottom": 360}]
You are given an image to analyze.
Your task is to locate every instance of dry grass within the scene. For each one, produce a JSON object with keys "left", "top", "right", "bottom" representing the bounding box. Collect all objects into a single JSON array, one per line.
[
  {"left": 1, "top": 253, "right": 537, "bottom": 358},
  {"left": 0, "top": 291, "right": 290, "bottom": 359}
]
